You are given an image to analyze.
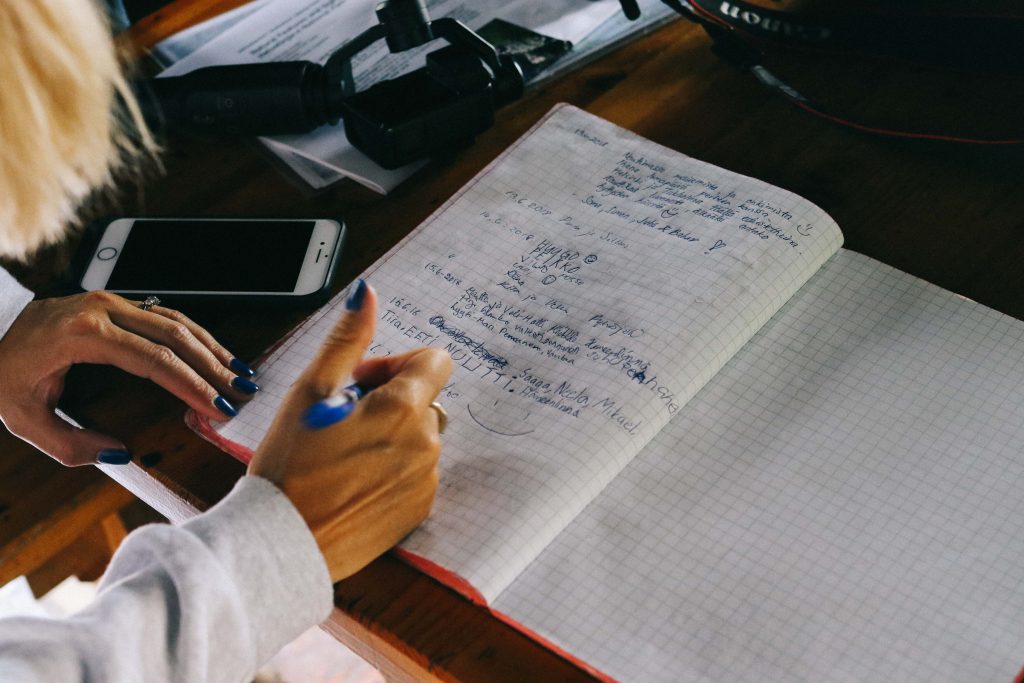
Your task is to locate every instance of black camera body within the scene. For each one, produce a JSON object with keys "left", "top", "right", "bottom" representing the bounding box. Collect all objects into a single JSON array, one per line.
[
  {"left": 336, "top": 33, "right": 523, "bottom": 169},
  {"left": 142, "top": 0, "right": 523, "bottom": 170}
]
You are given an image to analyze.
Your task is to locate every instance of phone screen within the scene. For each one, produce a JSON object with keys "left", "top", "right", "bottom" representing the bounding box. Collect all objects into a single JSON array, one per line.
[{"left": 106, "top": 219, "right": 316, "bottom": 292}]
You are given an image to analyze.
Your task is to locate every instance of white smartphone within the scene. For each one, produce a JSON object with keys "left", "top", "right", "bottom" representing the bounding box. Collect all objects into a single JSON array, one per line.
[{"left": 79, "top": 217, "right": 344, "bottom": 306}]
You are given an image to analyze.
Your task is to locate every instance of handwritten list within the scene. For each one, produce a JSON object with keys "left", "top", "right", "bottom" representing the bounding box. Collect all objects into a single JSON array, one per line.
[{"left": 216, "top": 104, "right": 843, "bottom": 599}]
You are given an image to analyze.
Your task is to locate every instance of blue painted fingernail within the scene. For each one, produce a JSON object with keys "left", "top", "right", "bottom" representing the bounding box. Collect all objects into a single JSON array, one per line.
[
  {"left": 98, "top": 449, "right": 132, "bottom": 465},
  {"left": 230, "top": 358, "right": 255, "bottom": 377},
  {"left": 214, "top": 395, "right": 238, "bottom": 417},
  {"left": 231, "top": 376, "right": 260, "bottom": 394},
  {"left": 346, "top": 278, "right": 367, "bottom": 311}
]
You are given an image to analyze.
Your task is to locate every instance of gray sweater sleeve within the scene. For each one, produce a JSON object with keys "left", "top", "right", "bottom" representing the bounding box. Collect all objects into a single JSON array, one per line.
[
  {"left": 0, "top": 267, "right": 33, "bottom": 341},
  {"left": 0, "top": 476, "right": 334, "bottom": 683}
]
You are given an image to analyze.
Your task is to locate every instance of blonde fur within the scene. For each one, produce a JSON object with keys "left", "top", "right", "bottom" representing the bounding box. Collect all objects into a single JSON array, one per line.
[{"left": 0, "top": 0, "right": 155, "bottom": 260}]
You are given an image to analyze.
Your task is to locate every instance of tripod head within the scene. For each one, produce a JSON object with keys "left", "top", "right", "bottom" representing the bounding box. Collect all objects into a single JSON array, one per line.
[
  {"left": 142, "top": 0, "right": 524, "bottom": 169},
  {"left": 325, "top": 0, "right": 524, "bottom": 168}
]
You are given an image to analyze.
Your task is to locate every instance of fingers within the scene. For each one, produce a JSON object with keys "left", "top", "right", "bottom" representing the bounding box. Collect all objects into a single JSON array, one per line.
[
  {"left": 2, "top": 408, "right": 130, "bottom": 467},
  {"left": 352, "top": 348, "right": 453, "bottom": 401},
  {"left": 149, "top": 304, "right": 235, "bottom": 368},
  {"left": 301, "top": 280, "right": 377, "bottom": 400},
  {"left": 360, "top": 348, "right": 453, "bottom": 422},
  {"left": 385, "top": 349, "right": 453, "bottom": 406},
  {"left": 348, "top": 324, "right": 453, "bottom": 435},
  {"left": 110, "top": 301, "right": 254, "bottom": 403},
  {"left": 81, "top": 324, "right": 237, "bottom": 422}
]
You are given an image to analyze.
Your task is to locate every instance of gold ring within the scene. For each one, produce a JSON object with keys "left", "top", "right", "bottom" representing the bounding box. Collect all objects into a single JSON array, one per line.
[
  {"left": 428, "top": 401, "right": 448, "bottom": 433},
  {"left": 139, "top": 296, "right": 161, "bottom": 311}
]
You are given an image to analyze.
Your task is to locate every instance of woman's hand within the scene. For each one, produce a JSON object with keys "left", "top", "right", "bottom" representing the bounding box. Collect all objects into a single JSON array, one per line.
[
  {"left": 0, "top": 291, "right": 259, "bottom": 466},
  {"left": 248, "top": 282, "right": 452, "bottom": 582}
]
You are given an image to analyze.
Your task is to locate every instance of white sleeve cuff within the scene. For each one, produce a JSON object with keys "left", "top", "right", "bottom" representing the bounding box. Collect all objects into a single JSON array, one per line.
[
  {"left": 0, "top": 267, "right": 33, "bottom": 341},
  {"left": 181, "top": 475, "right": 334, "bottom": 664}
]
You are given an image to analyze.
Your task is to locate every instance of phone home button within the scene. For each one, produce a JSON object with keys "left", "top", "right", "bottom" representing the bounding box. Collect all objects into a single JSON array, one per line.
[{"left": 97, "top": 247, "right": 118, "bottom": 261}]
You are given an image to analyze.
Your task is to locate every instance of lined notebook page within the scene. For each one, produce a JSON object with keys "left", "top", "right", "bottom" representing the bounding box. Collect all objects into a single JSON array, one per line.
[
  {"left": 495, "top": 249, "right": 1024, "bottom": 682},
  {"left": 215, "top": 104, "right": 842, "bottom": 600}
]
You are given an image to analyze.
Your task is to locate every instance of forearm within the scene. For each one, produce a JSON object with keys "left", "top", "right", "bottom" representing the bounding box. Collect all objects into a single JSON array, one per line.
[{"left": 0, "top": 476, "right": 332, "bottom": 682}]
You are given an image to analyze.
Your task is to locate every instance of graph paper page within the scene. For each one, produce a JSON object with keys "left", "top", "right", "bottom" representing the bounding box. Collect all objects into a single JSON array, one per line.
[
  {"left": 214, "top": 104, "right": 842, "bottom": 600},
  {"left": 495, "top": 248, "right": 1024, "bottom": 682}
]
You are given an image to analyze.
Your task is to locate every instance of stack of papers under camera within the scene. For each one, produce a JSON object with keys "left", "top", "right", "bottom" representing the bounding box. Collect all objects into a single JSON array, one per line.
[{"left": 155, "top": 0, "right": 675, "bottom": 193}]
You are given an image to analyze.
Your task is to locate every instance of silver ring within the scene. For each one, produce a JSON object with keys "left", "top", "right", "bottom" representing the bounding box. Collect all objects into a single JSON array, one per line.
[
  {"left": 428, "top": 401, "right": 448, "bottom": 434},
  {"left": 139, "top": 296, "right": 161, "bottom": 311}
]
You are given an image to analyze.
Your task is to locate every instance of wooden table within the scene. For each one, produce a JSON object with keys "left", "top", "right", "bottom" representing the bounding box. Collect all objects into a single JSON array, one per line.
[{"left": 5, "top": 2, "right": 1024, "bottom": 680}]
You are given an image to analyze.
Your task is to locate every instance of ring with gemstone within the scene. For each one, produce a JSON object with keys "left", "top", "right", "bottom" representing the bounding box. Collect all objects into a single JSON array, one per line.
[{"left": 138, "top": 296, "right": 161, "bottom": 311}]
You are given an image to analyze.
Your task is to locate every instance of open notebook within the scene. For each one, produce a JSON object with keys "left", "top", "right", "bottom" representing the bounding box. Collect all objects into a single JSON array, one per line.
[{"left": 190, "top": 104, "right": 1024, "bottom": 682}]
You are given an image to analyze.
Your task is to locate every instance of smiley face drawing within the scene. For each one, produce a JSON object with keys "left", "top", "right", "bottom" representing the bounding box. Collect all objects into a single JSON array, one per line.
[{"left": 466, "top": 398, "right": 536, "bottom": 437}]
